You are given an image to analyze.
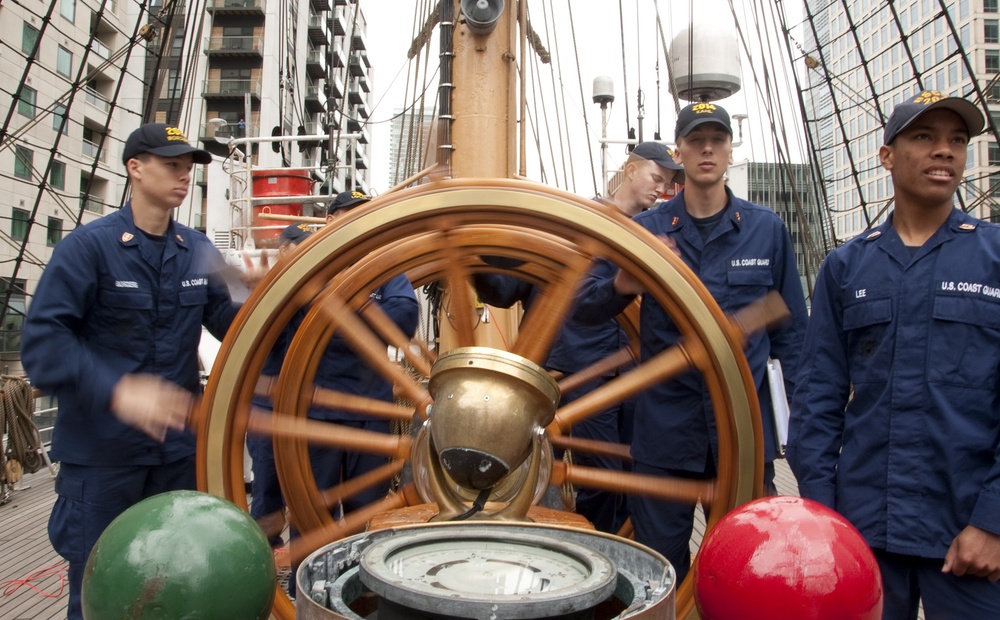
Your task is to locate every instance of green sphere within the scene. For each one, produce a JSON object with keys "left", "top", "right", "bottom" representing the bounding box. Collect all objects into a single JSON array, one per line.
[{"left": 82, "top": 490, "right": 276, "bottom": 619}]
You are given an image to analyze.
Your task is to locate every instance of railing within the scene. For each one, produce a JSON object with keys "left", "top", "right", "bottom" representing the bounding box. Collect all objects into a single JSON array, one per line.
[
  {"left": 81, "top": 140, "right": 106, "bottom": 163},
  {"left": 80, "top": 193, "right": 105, "bottom": 214},
  {"left": 91, "top": 39, "right": 110, "bottom": 60},
  {"left": 203, "top": 78, "right": 262, "bottom": 97},
  {"left": 205, "top": 35, "right": 263, "bottom": 53},
  {"left": 84, "top": 88, "right": 110, "bottom": 112},
  {"left": 206, "top": 0, "right": 263, "bottom": 8}
]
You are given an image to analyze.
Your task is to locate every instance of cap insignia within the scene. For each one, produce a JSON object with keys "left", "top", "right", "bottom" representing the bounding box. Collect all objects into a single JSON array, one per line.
[
  {"left": 913, "top": 90, "right": 945, "bottom": 106},
  {"left": 691, "top": 102, "right": 718, "bottom": 115},
  {"left": 121, "top": 232, "right": 134, "bottom": 242}
]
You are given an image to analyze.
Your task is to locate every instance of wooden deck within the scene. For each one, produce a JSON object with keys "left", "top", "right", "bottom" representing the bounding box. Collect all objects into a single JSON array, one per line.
[
  {"left": 0, "top": 460, "right": 802, "bottom": 619},
  {"left": 0, "top": 468, "right": 65, "bottom": 620}
]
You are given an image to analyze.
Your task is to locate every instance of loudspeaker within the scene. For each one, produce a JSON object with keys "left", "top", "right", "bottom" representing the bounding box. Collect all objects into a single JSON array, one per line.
[{"left": 460, "top": 0, "right": 504, "bottom": 35}]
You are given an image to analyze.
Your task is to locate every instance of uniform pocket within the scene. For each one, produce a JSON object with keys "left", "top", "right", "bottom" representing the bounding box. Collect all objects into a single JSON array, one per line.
[
  {"left": 726, "top": 267, "right": 774, "bottom": 308},
  {"left": 928, "top": 294, "right": 1000, "bottom": 387},
  {"left": 843, "top": 296, "right": 892, "bottom": 383}
]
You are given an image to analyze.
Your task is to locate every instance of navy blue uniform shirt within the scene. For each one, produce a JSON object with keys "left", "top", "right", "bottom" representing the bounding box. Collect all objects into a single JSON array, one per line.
[
  {"left": 21, "top": 204, "right": 239, "bottom": 466},
  {"left": 788, "top": 208, "right": 1000, "bottom": 558},
  {"left": 575, "top": 188, "right": 807, "bottom": 470}
]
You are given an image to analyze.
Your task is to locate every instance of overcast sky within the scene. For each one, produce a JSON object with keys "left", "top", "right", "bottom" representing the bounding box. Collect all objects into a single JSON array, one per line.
[{"left": 360, "top": 0, "right": 806, "bottom": 196}]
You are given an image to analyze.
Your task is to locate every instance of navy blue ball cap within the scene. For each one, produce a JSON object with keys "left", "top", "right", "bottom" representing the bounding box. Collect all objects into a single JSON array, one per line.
[
  {"left": 279, "top": 223, "right": 313, "bottom": 246},
  {"left": 631, "top": 141, "right": 684, "bottom": 172},
  {"left": 122, "top": 123, "right": 212, "bottom": 165},
  {"left": 327, "top": 190, "right": 370, "bottom": 215},
  {"left": 675, "top": 102, "right": 733, "bottom": 141},
  {"left": 883, "top": 90, "right": 985, "bottom": 145}
]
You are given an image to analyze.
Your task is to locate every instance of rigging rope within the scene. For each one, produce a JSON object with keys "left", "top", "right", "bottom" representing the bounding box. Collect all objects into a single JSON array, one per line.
[{"left": 565, "top": 0, "right": 599, "bottom": 196}]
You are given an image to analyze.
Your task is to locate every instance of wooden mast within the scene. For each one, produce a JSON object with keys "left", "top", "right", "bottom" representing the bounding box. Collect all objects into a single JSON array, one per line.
[{"left": 438, "top": 0, "right": 521, "bottom": 352}]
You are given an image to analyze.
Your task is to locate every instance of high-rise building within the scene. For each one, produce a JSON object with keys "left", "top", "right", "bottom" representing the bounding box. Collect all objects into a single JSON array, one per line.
[
  {"left": 803, "top": 0, "right": 998, "bottom": 243},
  {"left": 388, "top": 109, "right": 436, "bottom": 188}
]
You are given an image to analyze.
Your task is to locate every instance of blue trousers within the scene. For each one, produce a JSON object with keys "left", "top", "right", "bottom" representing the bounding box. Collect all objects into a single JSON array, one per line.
[
  {"left": 874, "top": 549, "right": 1000, "bottom": 619},
  {"left": 629, "top": 452, "right": 775, "bottom": 583},
  {"left": 49, "top": 458, "right": 196, "bottom": 620},
  {"left": 246, "top": 433, "right": 285, "bottom": 547}
]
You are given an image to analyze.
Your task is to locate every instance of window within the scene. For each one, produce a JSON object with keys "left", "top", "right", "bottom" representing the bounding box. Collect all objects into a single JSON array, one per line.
[
  {"left": 53, "top": 103, "right": 68, "bottom": 134},
  {"left": 988, "top": 50, "right": 1000, "bottom": 74},
  {"left": 11, "top": 209, "right": 29, "bottom": 241},
  {"left": 0, "top": 278, "right": 27, "bottom": 354},
  {"left": 46, "top": 217, "right": 63, "bottom": 247},
  {"left": 988, "top": 0, "right": 999, "bottom": 13},
  {"left": 57, "top": 46, "right": 72, "bottom": 78},
  {"left": 60, "top": 0, "right": 75, "bottom": 23},
  {"left": 22, "top": 22, "right": 39, "bottom": 56},
  {"left": 18, "top": 87, "right": 36, "bottom": 118},
  {"left": 50, "top": 161, "right": 66, "bottom": 190},
  {"left": 990, "top": 143, "right": 1000, "bottom": 166},
  {"left": 14, "top": 146, "right": 33, "bottom": 180},
  {"left": 162, "top": 68, "right": 181, "bottom": 98}
]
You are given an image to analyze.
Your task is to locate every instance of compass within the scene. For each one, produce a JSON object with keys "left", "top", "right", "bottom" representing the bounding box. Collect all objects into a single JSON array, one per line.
[{"left": 359, "top": 529, "right": 618, "bottom": 619}]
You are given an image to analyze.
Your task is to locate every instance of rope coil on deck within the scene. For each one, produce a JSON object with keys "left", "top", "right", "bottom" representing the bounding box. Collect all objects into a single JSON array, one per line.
[{"left": 1, "top": 376, "right": 42, "bottom": 483}]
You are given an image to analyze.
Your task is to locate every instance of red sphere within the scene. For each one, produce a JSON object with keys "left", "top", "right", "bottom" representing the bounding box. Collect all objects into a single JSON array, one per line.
[{"left": 693, "top": 496, "right": 882, "bottom": 620}]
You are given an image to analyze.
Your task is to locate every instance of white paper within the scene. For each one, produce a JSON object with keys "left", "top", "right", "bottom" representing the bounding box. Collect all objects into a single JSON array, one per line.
[{"left": 767, "top": 358, "right": 790, "bottom": 457}]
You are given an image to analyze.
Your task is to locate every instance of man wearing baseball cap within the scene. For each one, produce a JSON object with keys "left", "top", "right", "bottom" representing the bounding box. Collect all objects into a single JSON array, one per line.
[
  {"left": 21, "top": 123, "right": 236, "bottom": 619},
  {"left": 605, "top": 141, "right": 683, "bottom": 216},
  {"left": 575, "top": 101, "right": 807, "bottom": 584},
  {"left": 325, "top": 190, "right": 370, "bottom": 223},
  {"left": 789, "top": 91, "right": 1000, "bottom": 616}
]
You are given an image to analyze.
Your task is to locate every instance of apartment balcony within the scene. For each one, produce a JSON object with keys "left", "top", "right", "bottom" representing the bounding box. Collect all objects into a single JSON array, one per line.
[
  {"left": 84, "top": 88, "right": 111, "bottom": 113},
  {"left": 357, "top": 75, "right": 369, "bottom": 93},
  {"left": 348, "top": 53, "right": 367, "bottom": 78},
  {"left": 351, "top": 29, "right": 366, "bottom": 52},
  {"left": 306, "top": 48, "right": 327, "bottom": 78},
  {"left": 203, "top": 78, "right": 262, "bottom": 99},
  {"left": 348, "top": 82, "right": 363, "bottom": 105},
  {"left": 332, "top": 6, "right": 348, "bottom": 35},
  {"left": 90, "top": 39, "right": 111, "bottom": 61},
  {"left": 204, "top": 35, "right": 263, "bottom": 57},
  {"left": 349, "top": 147, "right": 368, "bottom": 170},
  {"left": 205, "top": 0, "right": 264, "bottom": 16},
  {"left": 307, "top": 15, "right": 329, "bottom": 46},
  {"left": 80, "top": 194, "right": 107, "bottom": 215},
  {"left": 304, "top": 122, "right": 328, "bottom": 137},
  {"left": 200, "top": 123, "right": 257, "bottom": 143},
  {"left": 305, "top": 85, "right": 327, "bottom": 113},
  {"left": 82, "top": 139, "right": 106, "bottom": 163},
  {"left": 327, "top": 74, "right": 345, "bottom": 100},
  {"left": 310, "top": 0, "right": 331, "bottom": 12},
  {"left": 330, "top": 46, "right": 347, "bottom": 69},
  {"left": 347, "top": 116, "right": 361, "bottom": 132}
]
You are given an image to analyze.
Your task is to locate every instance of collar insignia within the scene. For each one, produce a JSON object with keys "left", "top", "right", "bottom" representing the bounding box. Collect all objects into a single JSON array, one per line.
[
  {"left": 735, "top": 211, "right": 741, "bottom": 222},
  {"left": 121, "top": 232, "right": 134, "bottom": 243},
  {"left": 866, "top": 230, "right": 882, "bottom": 239},
  {"left": 958, "top": 223, "right": 976, "bottom": 230},
  {"left": 671, "top": 216, "right": 680, "bottom": 226},
  {"left": 176, "top": 234, "right": 184, "bottom": 242}
]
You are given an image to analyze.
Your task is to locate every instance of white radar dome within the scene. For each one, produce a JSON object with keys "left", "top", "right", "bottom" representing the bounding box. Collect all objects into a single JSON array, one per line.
[{"left": 669, "top": 24, "right": 741, "bottom": 102}]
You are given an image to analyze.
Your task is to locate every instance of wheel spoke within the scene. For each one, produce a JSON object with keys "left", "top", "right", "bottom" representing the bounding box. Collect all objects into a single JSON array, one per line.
[
  {"left": 358, "top": 301, "right": 434, "bottom": 378},
  {"left": 247, "top": 408, "right": 411, "bottom": 458},
  {"left": 548, "top": 433, "right": 631, "bottom": 461},
  {"left": 555, "top": 347, "right": 635, "bottom": 395},
  {"left": 511, "top": 250, "right": 593, "bottom": 365},
  {"left": 552, "top": 341, "right": 704, "bottom": 434},
  {"left": 255, "top": 376, "right": 414, "bottom": 422},
  {"left": 552, "top": 460, "right": 715, "bottom": 505},
  {"left": 312, "top": 290, "right": 429, "bottom": 406},
  {"left": 317, "top": 460, "right": 406, "bottom": 511}
]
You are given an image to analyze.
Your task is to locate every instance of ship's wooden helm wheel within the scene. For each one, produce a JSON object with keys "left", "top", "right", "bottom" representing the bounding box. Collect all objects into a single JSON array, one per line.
[{"left": 197, "top": 178, "right": 769, "bottom": 620}]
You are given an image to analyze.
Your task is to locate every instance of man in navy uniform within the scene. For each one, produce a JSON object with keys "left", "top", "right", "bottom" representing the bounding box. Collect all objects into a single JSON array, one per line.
[
  {"left": 788, "top": 91, "right": 1000, "bottom": 617},
  {"left": 474, "top": 142, "right": 683, "bottom": 533},
  {"left": 574, "top": 103, "right": 807, "bottom": 582},
  {"left": 21, "top": 123, "right": 241, "bottom": 619}
]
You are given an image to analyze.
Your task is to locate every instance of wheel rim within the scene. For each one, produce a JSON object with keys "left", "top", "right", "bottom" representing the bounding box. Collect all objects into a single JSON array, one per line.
[{"left": 197, "top": 177, "right": 763, "bottom": 620}]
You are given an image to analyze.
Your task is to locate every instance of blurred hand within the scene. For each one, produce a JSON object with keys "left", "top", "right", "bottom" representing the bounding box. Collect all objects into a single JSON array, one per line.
[
  {"left": 110, "top": 374, "right": 194, "bottom": 441},
  {"left": 241, "top": 250, "right": 271, "bottom": 289},
  {"left": 943, "top": 525, "right": 1000, "bottom": 582}
]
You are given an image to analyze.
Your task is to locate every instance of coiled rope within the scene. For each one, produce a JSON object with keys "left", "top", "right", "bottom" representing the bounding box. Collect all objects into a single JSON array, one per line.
[{"left": 1, "top": 376, "right": 42, "bottom": 486}]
